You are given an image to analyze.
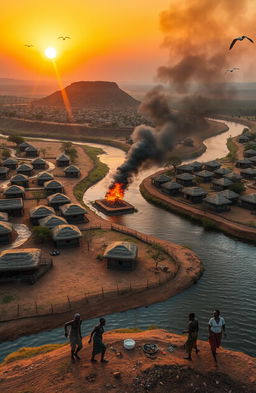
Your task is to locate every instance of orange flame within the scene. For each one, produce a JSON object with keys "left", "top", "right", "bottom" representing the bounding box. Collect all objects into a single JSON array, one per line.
[{"left": 105, "top": 183, "right": 124, "bottom": 202}]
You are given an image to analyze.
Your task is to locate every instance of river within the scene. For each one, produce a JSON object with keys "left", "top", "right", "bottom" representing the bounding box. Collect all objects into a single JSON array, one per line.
[{"left": 1, "top": 120, "right": 256, "bottom": 361}]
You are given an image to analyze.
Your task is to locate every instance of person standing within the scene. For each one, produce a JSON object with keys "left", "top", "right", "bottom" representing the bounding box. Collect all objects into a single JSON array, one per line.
[
  {"left": 64, "top": 313, "right": 83, "bottom": 362},
  {"left": 183, "top": 312, "right": 199, "bottom": 360},
  {"left": 208, "top": 309, "right": 226, "bottom": 362},
  {"left": 88, "top": 318, "right": 108, "bottom": 363}
]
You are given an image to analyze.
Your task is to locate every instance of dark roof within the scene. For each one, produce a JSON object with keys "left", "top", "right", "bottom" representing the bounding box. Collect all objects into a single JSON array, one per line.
[
  {"left": 177, "top": 164, "right": 194, "bottom": 171},
  {"left": 190, "top": 161, "right": 203, "bottom": 168},
  {"left": 0, "top": 248, "right": 41, "bottom": 272},
  {"left": 237, "top": 158, "right": 253, "bottom": 164},
  {"left": 17, "top": 163, "right": 33, "bottom": 171},
  {"left": 0, "top": 222, "right": 12, "bottom": 234},
  {"left": 0, "top": 198, "right": 23, "bottom": 210},
  {"left": 197, "top": 170, "right": 214, "bottom": 178},
  {"left": 176, "top": 173, "right": 195, "bottom": 181},
  {"left": 183, "top": 187, "right": 207, "bottom": 196},
  {"left": 240, "top": 194, "right": 256, "bottom": 204},
  {"left": 161, "top": 181, "right": 183, "bottom": 190},
  {"left": 44, "top": 180, "right": 63, "bottom": 189},
  {"left": 204, "top": 194, "right": 232, "bottom": 206},
  {"left": 0, "top": 167, "right": 9, "bottom": 174},
  {"left": 30, "top": 205, "right": 55, "bottom": 218},
  {"left": 212, "top": 177, "right": 233, "bottom": 186},
  {"left": 37, "top": 171, "right": 54, "bottom": 181},
  {"left": 4, "top": 185, "right": 25, "bottom": 196},
  {"left": 244, "top": 149, "right": 256, "bottom": 155},
  {"left": 56, "top": 153, "right": 70, "bottom": 162},
  {"left": 0, "top": 212, "right": 8, "bottom": 221},
  {"left": 47, "top": 193, "right": 71, "bottom": 204},
  {"left": 64, "top": 165, "right": 80, "bottom": 173},
  {"left": 19, "top": 142, "right": 32, "bottom": 148},
  {"left": 39, "top": 214, "right": 67, "bottom": 229},
  {"left": 25, "top": 145, "right": 38, "bottom": 152},
  {"left": 52, "top": 224, "right": 82, "bottom": 240},
  {"left": 214, "top": 167, "right": 231, "bottom": 176},
  {"left": 224, "top": 172, "right": 242, "bottom": 181},
  {"left": 59, "top": 203, "right": 87, "bottom": 215},
  {"left": 219, "top": 190, "right": 239, "bottom": 200},
  {"left": 2, "top": 158, "right": 18, "bottom": 165},
  {"left": 204, "top": 160, "right": 220, "bottom": 168},
  {"left": 103, "top": 241, "right": 138, "bottom": 260},
  {"left": 238, "top": 135, "right": 249, "bottom": 141},
  {"left": 248, "top": 156, "right": 256, "bottom": 163},
  {"left": 11, "top": 174, "right": 28, "bottom": 182},
  {"left": 153, "top": 174, "right": 171, "bottom": 183},
  {"left": 32, "top": 157, "right": 46, "bottom": 164},
  {"left": 240, "top": 168, "right": 256, "bottom": 175}
]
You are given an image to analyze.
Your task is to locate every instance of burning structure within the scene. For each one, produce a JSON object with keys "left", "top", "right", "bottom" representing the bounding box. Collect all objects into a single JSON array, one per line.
[{"left": 95, "top": 183, "right": 135, "bottom": 215}]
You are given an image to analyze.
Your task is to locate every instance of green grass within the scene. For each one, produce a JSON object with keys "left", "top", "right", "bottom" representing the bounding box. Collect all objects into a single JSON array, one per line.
[
  {"left": 226, "top": 136, "right": 238, "bottom": 162},
  {"left": 2, "top": 344, "right": 66, "bottom": 365},
  {"left": 2, "top": 295, "right": 16, "bottom": 304},
  {"left": 73, "top": 145, "right": 109, "bottom": 205}
]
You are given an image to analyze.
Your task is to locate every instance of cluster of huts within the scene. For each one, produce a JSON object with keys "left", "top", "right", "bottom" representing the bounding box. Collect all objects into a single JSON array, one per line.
[{"left": 153, "top": 155, "right": 256, "bottom": 213}]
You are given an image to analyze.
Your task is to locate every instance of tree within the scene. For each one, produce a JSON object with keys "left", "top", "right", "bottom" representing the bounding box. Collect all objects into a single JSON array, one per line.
[
  {"left": 1, "top": 149, "right": 11, "bottom": 159},
  {"left": 229, "top": 182, "right": 246, "bottom": 194},
  {"left": 151, "top": 250, "right": 165, "bottom": 270},
  {"left": 164, "top": 156, "right": 182, "bottom": 175},
  {"left": 32, "top": 226, "right": 51, "bottom": 244},
  {"left": 61, "top": 141, "right": 73, "bottom": 153},
  {"left": 183, "top": 137, "right": 194, "bottom": 147},
  {"left": 69, "top": 148, "right": 78, "bottom": 163},
  {"left": 7, "top": 134, "right": 24, "bottom": 146}
]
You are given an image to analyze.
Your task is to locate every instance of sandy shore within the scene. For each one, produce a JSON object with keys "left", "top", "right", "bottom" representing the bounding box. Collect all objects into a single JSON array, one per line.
[{"left": 0, "top": 329, "right": 255, "bottom": 393}]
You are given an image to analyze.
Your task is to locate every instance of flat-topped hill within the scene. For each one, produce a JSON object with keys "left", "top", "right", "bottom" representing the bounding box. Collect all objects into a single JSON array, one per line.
[{"left": 32, "top": 81, "right": 140, "bottom": 108}]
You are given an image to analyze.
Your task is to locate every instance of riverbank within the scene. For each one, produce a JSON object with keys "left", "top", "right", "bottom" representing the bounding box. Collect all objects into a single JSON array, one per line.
[{"left": 0, "top": 329, "right": 255, "bottom": 393}]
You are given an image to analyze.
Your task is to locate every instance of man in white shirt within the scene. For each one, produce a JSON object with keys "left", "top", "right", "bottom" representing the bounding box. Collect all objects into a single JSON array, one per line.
[{"left": 208, "top": 309, "right": 226, "bottom": 362}]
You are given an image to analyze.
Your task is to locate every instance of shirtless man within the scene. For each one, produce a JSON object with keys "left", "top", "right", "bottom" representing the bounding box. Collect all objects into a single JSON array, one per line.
[{"left": 64, "top": 313, "right": 83, "bottom": 362}]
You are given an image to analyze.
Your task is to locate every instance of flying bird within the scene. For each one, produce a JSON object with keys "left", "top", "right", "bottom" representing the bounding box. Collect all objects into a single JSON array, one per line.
[
  {"left": 225, "top": 67, "right": 240, "bottom": 73},
  {"left": 24, "top": 44, "right": 34, "bottom": 47},
  {"left": 229, "top": 36, "right": 254, "bottom": 50},
  {"left": 58, "top": 36, "right": 70, "bottom": 40}
]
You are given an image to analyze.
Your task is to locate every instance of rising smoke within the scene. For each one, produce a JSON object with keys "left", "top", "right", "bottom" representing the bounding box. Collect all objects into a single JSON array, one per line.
[{"left": 108, "top": 0, "right": 255, "bottom": 192}]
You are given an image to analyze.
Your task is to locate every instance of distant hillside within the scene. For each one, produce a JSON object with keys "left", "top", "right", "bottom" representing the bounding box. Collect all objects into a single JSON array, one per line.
[{"left": 32, "top": 81, "right": 140, "bottom": 108}]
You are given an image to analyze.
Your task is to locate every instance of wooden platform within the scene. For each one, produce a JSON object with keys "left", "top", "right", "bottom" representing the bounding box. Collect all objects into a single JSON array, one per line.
[{"left": 94, "top": 199, "right": 135, "bottom": 215}]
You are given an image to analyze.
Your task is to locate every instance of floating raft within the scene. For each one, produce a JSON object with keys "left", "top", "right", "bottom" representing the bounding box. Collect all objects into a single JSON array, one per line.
[{"left": 94, "top": 199, "right": 135, "bottom": 215}]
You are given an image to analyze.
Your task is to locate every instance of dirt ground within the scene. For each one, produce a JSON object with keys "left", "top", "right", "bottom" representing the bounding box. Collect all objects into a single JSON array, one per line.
[{"left": 0, "top": 330, "right": 255, "bottom": 393}]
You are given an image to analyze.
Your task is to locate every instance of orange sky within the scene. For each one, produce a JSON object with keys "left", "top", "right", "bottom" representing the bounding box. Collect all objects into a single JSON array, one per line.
[
  {"left": 1, "top": 0, "right": 169, "bottom": 84},
  {"left": 1, "top": 0, "right": 256, "bottom": 85}
]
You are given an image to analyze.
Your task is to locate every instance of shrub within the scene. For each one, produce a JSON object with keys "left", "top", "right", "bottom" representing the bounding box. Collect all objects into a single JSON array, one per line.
[
  {"left": 201, "top": 218, "right": 217, "bottom": 229},
  {"left": 2, "top": 344, "right": 65, "bottom": 364},
  {"left": 32, "top": 226, "right": 52, "bottom": 243},
  {"left": 229, "top": 182, "right": 246, "bottom": 194},
  {"left": 7, "top": 134, "right": 24, "bottom": 145},
  {"left": 1, "top": 148, "right": 11, "bottom": 159}
]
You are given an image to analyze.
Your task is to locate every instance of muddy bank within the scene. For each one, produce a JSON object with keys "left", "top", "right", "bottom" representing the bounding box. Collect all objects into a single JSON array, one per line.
[{"left": 0, "top": 330, "right": 255, "bottom": 393}]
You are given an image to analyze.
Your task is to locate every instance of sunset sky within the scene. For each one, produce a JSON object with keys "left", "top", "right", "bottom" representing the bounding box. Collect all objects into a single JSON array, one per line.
[{"left": 1, "top": 0, "right": 256, "bottom": 85}]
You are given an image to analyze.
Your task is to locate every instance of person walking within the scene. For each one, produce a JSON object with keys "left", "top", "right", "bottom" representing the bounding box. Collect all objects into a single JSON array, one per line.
[
  {"left": 64, "top": 313, "right": 83, "bottom": 363},
  {"left": 183, "top": 312, "right": 199, "bottom": 360},
  {"left": 88, "top": 318, "right": 108, "bottom": 363},
  {"left": 208, "top": 309, "right": 226, "bottom": 362}
]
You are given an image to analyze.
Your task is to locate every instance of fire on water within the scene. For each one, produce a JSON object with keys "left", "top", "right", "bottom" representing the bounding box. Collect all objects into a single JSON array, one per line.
[{"left": 105, "top": 183, "right": 124, "bottom": 202}]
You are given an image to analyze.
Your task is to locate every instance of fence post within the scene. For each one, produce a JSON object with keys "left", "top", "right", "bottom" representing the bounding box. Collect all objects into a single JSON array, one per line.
[
  {"left": 51, "top": 303, "right": 54, "bottom": 313},
  {"left": 17, "top": 304, "right": 20, "bottom": 317},
  {"left": 101, "top": 287, "right": 104, "bottom": 298},
  {"left": 130, "top": 282, "right": 132, "bottom": 292},
  {"left": 67, "top": 296, "right": 71, "bottom": 309},
  {"left": 34, "top": 300, "right": 38, "bottom": 314},
  {"left": 116, "top": 283, "right": 119, "bottom": 295},
  {"left": 147, "top": 279, "right": 149, "bottom": 289},
  {"left": 158, "top": 276, "right": 161, "bottom": 286}
]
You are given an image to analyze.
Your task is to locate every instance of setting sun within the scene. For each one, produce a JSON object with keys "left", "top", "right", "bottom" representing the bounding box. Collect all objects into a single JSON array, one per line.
[{"left": 45, "top": 47, "right": 57, "bottom": 59}]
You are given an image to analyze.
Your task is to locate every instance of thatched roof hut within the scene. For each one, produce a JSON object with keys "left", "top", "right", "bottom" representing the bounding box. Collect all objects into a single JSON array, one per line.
[
  {"left": 39, "top": 214, "right": 67, "bottom": 229},
  {"left": 224, "top": 172, "right": 242, "bottom": 182},
  {"left": 240, "top": 168, "right": 256, "bottom": 180},
  {"left": 10, "top": 173, "right": 29, "bottom": 187},
  {"left": 204, "top": 160, "right": 221, "bottom": 171},
  {"left": 52, "top": 224, "right": 82, "bottom": 246},
  {"left": 240, "top": 193, "right": 256, "bottom": 210},
  {"left": 219, "top": 190, "right": 239, "bottom": 204},
  {"left": 176, "top": 164, "right": 194, "bottom": 174},
  {"left": 212, "top": 177, "right": 233, "bottom": 191},
  {"left": 0, "top": 222, "right": 13, "bottom": 244},
  {"left": 152, "top": 174, "right": 171, "bottom": 187},
  {"left": 176, "top": 173, "right": 195, "bottom": 186},
  {"left": 56, "top": 153, "right": 70, "bottom": 167},
  {"left": 44, "top": 180, "right": 64, "bottom": 195},
  {"left": 161, "top": 181, "right": 183, "bottom": 195},
  {"left": 190, "top": 161, "right": 203, "bottom": 171},
  {"left": 19, "top": 141, "right": 32, "bottom": 152},
  {"left": 37, "top": 171, "right": 54, "bottom": 186},
  {"left": 103, "top": 241, "right": 138, "bottom": 270},
  {"left": 0, "top": 198, "right": 24, "bottom": 216},
  {"left": 0, "top": 212, "right": 8, "bottom": 221},
  {"left": 244, "top": 149, "right": 256, "bottom": 158},
  {"left": 30, "top": 205, "right": 55, "bottom": 225},
  {"left": 236, "top": 158, "right": 253, "bottom": 169},
  {"left": 59, "top": 203, "right": 87, "bottom": 223},
  {"left": 214, "top": 167, "right": 231, "bottom": 178},
  {"left": 32, "top": 157, "right": 47, "bottom": 169},
  {"left": 64, "top": 165, "right": 80, "bottom": 178},
  {"left": 25, "top": 145, "right": 39, "bottom": 157},
  {"left": 17, "top": 163, "right": 33, "bottom": 176},
  {"left": 0, "top": 248, "right": 41, "bottom": 272},
  {"left": 197, "top": 170, "right": 214, "bottom": 183},
  {"left": 4, "top": 185, "right": 25, "bottom": 199},
  {"left": 0, "top": 166, "right": 9, "bottom": 179},
  {"left": 238, "top": 135, "right": 249, "bottom": 144},
  {"left": 183, "top": 186, "right": 207, "bottom": 203},
  {"left": 2, "top": 157, "right": 18, "bottom": 170},
  {"left": 203, "top": 194, "right": 232, "bottom": 212},
  {"left": 47, "top": 192, "right": 71, "bottom": 207}
]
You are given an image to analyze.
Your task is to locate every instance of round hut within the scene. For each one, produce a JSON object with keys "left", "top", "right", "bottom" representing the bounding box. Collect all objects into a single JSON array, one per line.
[
  {"left": 0, "top": 167, "right": 10, "bottom": 180},
  {"left": 30, "top": 205, "right": 55, "bottom": 225},
  {"left": 4, "top": 185, "right": 25, "bottom": 199},
  {"left": 52, "top": 224, "right": 82, "bottom": 247},
  {"left": 103, "top": 241, "right": 138, "bottom": 270},
  {"left": 64, "top": 165, "right": 80, "bottom": 178},
  {"left": 2, "top": 157, "right": 18, "bottom": 170},
  {"left": 17, "top": 163, "right": 33, "bottom": 176},
  {"left": 25, "top": 145, "right": 39, "bottom": 157},
  {"left": 39, "top": 214, "right": 67, "bottom": 229},
  {"left": 44, "top": 180, "right": 64, "bottom": 196},
  {"left": 19, "top": 141, "right": 33, "bottom": 152},
  {"left": 56, "top": 153, "right": 70, "bottom": 167},
  {"left": 47, "top": 193, "right": 71, "bottom": 208},
  {"left": 10, "top": 174, "right": 29, "bottom": 188},
  {"left": 59, "top": 203, "right": 88, "bottom": 223},
  {"left": 0, "top": 222, "right": 13, "bottom": 244},
  {"left": 32, "top": 157, "right": 47, "bottom": 170},
  {"left": 37, "top": 172, "right": 54, "bottom": 186}
]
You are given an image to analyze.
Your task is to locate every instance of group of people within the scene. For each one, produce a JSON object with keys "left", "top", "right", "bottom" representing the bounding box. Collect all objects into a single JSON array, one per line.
[
  {"left": 64, "top": 314, "right": 107, "bottom": 363},
  {"left": 64, "top": 309, "right": 226, "bottom": 364},
  {"left": 184, "top": 310, "right": 226, "bottom": 362}
]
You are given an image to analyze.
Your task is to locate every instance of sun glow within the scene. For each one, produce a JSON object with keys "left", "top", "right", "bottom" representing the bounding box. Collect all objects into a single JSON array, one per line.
[{"left": 45, "top": 47, "right": 57, "bottom": 59}]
